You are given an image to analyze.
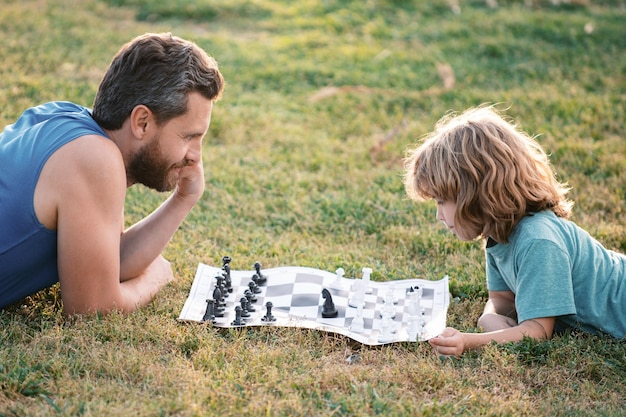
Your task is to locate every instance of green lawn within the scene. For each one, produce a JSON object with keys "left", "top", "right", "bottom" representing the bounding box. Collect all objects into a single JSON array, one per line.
[{"left": 1, "top": 0, "right": 625, "bottom": 415}]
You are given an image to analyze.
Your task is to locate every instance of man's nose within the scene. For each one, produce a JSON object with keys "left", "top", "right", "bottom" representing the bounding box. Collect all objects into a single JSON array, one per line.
[{"left": 185, "top": 142, "right": 202, "bottom": 165}]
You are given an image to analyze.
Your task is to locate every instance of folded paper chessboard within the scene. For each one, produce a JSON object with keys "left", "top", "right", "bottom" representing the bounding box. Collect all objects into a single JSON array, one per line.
[{"left": 178, "top": 261, "right": 450, "bottom": 346}]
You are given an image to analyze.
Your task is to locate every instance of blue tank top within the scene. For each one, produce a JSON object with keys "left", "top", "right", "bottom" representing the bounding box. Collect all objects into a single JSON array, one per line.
[{"left": 0, "top": 102, "right": 108, "bottom": 308}]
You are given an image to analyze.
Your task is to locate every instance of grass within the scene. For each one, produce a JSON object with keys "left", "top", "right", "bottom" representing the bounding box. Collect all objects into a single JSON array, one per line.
[{"left": 1, "top": 0, "right": 625, "bottom": 415}]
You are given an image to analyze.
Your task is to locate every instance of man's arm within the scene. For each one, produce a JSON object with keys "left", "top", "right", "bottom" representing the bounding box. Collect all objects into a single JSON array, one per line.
[
  {"left": 118, "top": 157, "right": 204, "bottom": 281},
  {"left": 43, "top": 136, "right": 174, "bottom": 314}
]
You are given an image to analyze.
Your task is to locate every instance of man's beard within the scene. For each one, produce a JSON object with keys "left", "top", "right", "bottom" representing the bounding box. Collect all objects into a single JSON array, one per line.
[{"left": 127, "top": 136, "right": 181, "bottom": 192}]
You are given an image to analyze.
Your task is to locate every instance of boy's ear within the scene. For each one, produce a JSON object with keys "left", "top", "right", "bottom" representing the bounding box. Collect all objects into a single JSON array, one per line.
[{"left": 129, "top": 105, "right": 154, "bottom": 140}]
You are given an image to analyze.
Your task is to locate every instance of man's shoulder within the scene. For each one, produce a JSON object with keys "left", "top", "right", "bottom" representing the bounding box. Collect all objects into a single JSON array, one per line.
[
  {"left": 38, "top": 134, "right": 125, "bottom": 205},
  {"left": 51, "top": 135, "right": 124, "bottom": 180}
]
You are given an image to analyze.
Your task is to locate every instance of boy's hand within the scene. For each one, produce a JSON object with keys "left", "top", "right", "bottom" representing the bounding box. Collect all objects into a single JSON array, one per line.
[{"left": 429, "top": 327, "right": 465, "bottom": 357}]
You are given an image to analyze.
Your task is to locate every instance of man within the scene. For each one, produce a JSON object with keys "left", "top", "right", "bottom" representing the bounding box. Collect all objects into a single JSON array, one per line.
[{"left": 0, "top": 33, "right": 225, "bottom": 315}]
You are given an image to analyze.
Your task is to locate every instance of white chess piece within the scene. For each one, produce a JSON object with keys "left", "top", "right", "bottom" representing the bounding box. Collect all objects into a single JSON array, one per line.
[
  {"left": 377, "top": 314, "right": 396, "bottom": 343},
  {"left": 349, "top": 278, "right": 366, "bottom": 308},
  {"left": 382, "top": 290, "right": 396, "bottom": 319},
  {"left": 350, "top": 304, "right": 365, "bottom": 333},
  {"left": 388, "top": 283, "right": 398, "bottom": 304},
  {"left": 407, "top": 314, "right": 420, "bottom": 341},
  {"left": 361, "top": 267, "right": 373, "bottom": 294},
  {"left": 407, "top": 286, "right": 422, "bottom": 319},
  {"left": 330, "top": 267, "right": 345, "bottom": 290},
  {"left": 414, "top": 286, "right": 422, "bottom": 316}
]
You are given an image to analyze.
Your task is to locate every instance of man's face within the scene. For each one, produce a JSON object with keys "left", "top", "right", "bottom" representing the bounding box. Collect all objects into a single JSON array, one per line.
[
  {"left": 127, "top": 134, "right": 184, "bottom": 192},
  {"left": 127, "top": 92, "right": 213, "bottom": 192}
]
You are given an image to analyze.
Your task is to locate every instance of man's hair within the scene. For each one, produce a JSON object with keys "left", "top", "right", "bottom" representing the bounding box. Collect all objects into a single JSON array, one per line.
[
  {"left": 404, "top": 105, "right": 572, "bottom": 243},
  {"left": 92, "top": 32, "right": 225, "bottom": 130}
]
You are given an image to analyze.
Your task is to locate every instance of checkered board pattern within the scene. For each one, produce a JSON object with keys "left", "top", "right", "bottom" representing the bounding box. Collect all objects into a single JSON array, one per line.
[{"left": 178, "top": 263, "right": 450, "bottom": 345}]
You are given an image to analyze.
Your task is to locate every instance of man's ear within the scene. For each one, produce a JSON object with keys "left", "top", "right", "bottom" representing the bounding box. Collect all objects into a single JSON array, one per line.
[{"left": 129, "top": 105, "right": 153, "bottom": 140}]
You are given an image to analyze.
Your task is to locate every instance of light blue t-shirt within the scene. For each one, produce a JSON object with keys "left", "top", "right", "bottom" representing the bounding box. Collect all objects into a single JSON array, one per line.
[
  {"left": 0, "top": 101, "right": 108, "bottom": 308},
  {"left": 486, "top": 210, "right": 626, "bottom": 338}
]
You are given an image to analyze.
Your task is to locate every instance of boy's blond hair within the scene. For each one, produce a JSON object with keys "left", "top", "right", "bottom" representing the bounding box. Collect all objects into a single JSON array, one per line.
[{"left": 404, "top": 106, "right": 572, "bottom": 243}]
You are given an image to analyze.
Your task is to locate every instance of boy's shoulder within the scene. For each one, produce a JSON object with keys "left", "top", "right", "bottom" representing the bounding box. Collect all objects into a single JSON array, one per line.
[
  {"left": 513, "top": 211, "right": 573, "bottom": 243},
  {"left": 512, "top": 211, "right": 592, "bottom": 257}
]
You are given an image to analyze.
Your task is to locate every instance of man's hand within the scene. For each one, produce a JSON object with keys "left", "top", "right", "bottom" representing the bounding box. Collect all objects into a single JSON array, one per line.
[{"left": 174, "top": 156, "right": 205, "bottom": 205}]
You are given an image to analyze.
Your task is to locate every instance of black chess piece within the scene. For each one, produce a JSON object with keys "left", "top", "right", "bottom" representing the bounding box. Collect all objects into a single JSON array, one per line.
[
  {"left": 244, "top": 296, "right": 255, "bottom": 312},
  {"left": 213, "top": 285, "right": 224, "bottom": 307},
  {"left": 231, "top": 306, "right": 245, "bottom": 326},
  {"left": 321, "top": 288, "right": 338, "bottom": 318},
  {"left": 239, "top": 297, "right": 251, "bottom": 317},
  {"left": 254, "top": 261, "right": 267, "bottom": 285},
  {"left": 213, "top": 286, "right": 225, "bottom": 317},
  {"left": 248, "top": 280, "right": 262, "bottom": 295},
  {"left": 202, "top": 299, "right": 216, "bottom": 323},
  {"left": 222, "top": 256, "right": 233, "bottom": 293},
  {"left": 262, "top": 301, "right": 276, "bottom": 322},
  {"left": 244, "top": 289, "right": 257, "bottom": 304},
  {"left": 216, "top": 275, "right": 228, "bottom": 299}
]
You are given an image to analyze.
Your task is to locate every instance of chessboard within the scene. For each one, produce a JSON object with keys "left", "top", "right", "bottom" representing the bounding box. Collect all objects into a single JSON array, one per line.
[{"left": 178, "top": 259, "right": 450, "bottom": 346}]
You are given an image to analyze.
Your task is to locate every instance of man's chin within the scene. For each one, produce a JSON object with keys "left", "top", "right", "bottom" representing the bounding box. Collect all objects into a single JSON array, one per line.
[
  {"left": 138, "top": 178, "right": 175, "bottom": 193},
  {"left": 128, "top": 169, "right": 177, "bottom": 192}
]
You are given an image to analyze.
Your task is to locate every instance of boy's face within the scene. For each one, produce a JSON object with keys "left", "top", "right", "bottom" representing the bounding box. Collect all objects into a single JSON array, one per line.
[{"left": 435, "top": 200, "right": 476, "bottom": 241}]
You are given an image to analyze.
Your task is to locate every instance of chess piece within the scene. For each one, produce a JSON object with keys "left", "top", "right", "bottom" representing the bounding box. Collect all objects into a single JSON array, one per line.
[
  {"left": 248, "top": 280, "right": 262, "bottom": 295},
  {"left": 213, "top": 285, "right": 225, "bottom": 309},
  {"left": 261, "top": 301, "right": 276, "bottom": 322},
  {"left": 407, "top": 314, "right": 420, "bottom": 341},
  {"left": 239, "top": 297, "right": 251, "bottom": 317},
  {"left": 211, "top": 283, "right": 226, "bottom": 318},
  {"left": 244, "top": 289, "right": 257, "bottom": 304},
  {"left": 381, "top": 291, "right": 396, "bottom": 319},
  {"left": 378, "top": 314, "right": 396, "bottom": 343},
  {"left": 202, "top": 299, "right": 216, "bottom": 323},
  {"left": 253, "top": 261, "right": 267, "bottom": 285},
  {"left": 231, "top": 306, "right": 245, "bottom": 326},
  {"left": 349, "top": 304, "right": 365, "bottom": 333},
  {"left": 216, "top": 275, "right": 229, "bottom": 300},
  {"left": 244, "top": 296, "right": 255, "bottom": 312},
  {"left": 407, "top": 286, "right": 422, "bottom": 320},
  {"left": 330, "top": 267, "right": 345, "bottom": 290},
  {"left": 361, "top": 267, "right": 373, "bottom": 294},
  {"left": 321, "top": 288, "right": 338, "bottom": 318},
  {"left": 388, "top": 283, "right": 398, "bottom": 304},
  {"left": 222, "top": 256, "right": 233, "bottom": 293},
  {"left": 349, "top": 278, "right": 366, "bottom": 308}
]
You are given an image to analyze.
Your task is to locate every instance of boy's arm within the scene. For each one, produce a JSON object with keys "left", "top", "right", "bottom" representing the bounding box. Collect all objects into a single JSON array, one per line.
[
  {"left": 477, "top": 290, "right": 518, "bottom": 330},
  {"left": 429, "top": 290, "right": 555, "bottom": 357},
  {"left": 430, "top": 317, "right": 555, "bottom": 357}
]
